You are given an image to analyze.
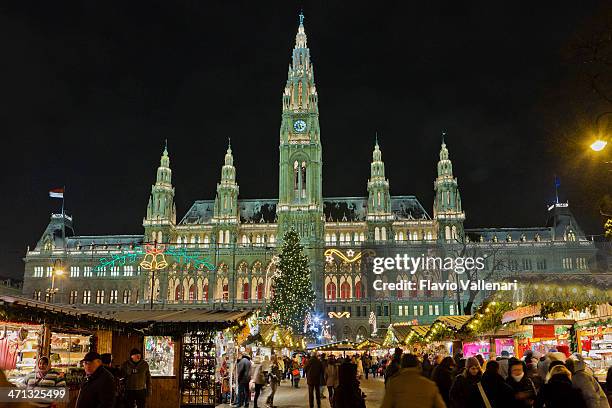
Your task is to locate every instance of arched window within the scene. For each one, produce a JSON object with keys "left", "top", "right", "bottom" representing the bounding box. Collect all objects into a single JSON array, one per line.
[
  {"left": 451, "top": 225, "right": 457, "bottom": 240},
  {"left": 355, "top": 281, "right": 363, "bottom": 299},
  {"left": 157, "top": 231, "right": 163, "bottom": 243},
  {"left": 123, "top": 289, "right": 131, "bottom": 304},
  {"left": 340, "top": 282, "right": 351, "bottom": 299},
  {"left": 189, "top": 284, "right": 196, "bottom": 301},
  {"left": 175, "top": 285, "right": 183, "bottom": 301},
  {"left": 445, "top": 226, "right": 451, "bottom": 240},
  {"left": 256, "top": 283, "right": 264, "bottom": 301},
  {"left": 326, "top": 282, "right": 337, "bottom": 300},
  {"left": 222, "top": 283, "right": 229, "bottom": 301},
  {"left": 242, "top": 282, "right": 249, "bottom": 300},
  {"left": 218, "top": 230, "right": 224, "bottom": 244},
  {"left": 242, "top": 235, "right": 249, "bottom": 245},
  {"left": 360, "top": 232, "right": 365, "bottom": 242},
  {"left": 381, "top": 227, "right": 387, "bottom": 241},
  {"left": 398, "top": 231, "right": 404, "bottom": 241},
  {"left": 377, "top": 191, "right": 381, "bottom": 206},
  {"left": 294, "top": 161, "right": 299, "bottom": 190},
  {"left": 301, "top": 162, "right": 307, "bottom": 198},
  {"left": 375, "top": 227, "right": 380, "bottom": 241},
  {"left": 224, "top": 230, "right": 230, "bottom": 244}
]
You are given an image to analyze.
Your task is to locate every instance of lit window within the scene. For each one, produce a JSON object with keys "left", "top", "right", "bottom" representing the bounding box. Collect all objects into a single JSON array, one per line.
[
  {"left": 435, "top": 304, "right": 440, "bottom": 315},
  {"left": 34, "top": 266, "right": 44, "bottom": 277},
  {"left": 109, "top": 290, "right": 118, "bottom": 304},
  {"left": 46, "top": 267, "right": 53, "bottom": 277},
  {"left": 69, "top": 290, "right": 78, "bottom": 304},
  {"left": 96, "top": 290, "right": 105, "bottom": 304},
  {"left": 326, "top": 282, "right": 337, "bottom": 300},
  {"left": 83, "top": 290, "right": 91, "bottom": 304},
  {"left": 398, "top": 306, "right": 403, "bottom": 316},
  {"left": 123, "top": 289, "right": 131, "bottom": 304},
  {"left": 428, "top": 305, "right": 433, "bottom": 315},
  {"left": 84, "top": 266, "right": 93, "bottom": 277},
  {"left": 123, "top": 266, "right": 134, "bottom": 276},
  {"left": 449, "top": 304, "right": 455, "bottom": 315},
  {"left": 70, "top": 266, "right": 80, "bottom": 277},
  {"left": 110, "top": 267, "right": 120, "bottom": 277},
  {"left": 340, "top": 282, "right": 351, "bottom": 299},
  {"left": 413, "top": 305, "right": 418, "bottom": 316}
]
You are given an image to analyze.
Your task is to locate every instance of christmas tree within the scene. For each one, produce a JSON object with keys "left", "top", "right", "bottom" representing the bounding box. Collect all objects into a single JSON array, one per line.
[{"left": 267, "top": 228, "right": 316, "bottom": 334}]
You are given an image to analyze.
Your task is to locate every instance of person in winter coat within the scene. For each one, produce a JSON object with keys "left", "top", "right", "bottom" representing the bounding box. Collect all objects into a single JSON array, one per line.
[
  {"left": 120, "top": 348, "right": 151, "bottom": 408},
  {"left": 432, "top": 356, "right": 455, "bottom": 407},
  {"left": 384, "top": 348, "right": 403, "bottom": 384},
  {"left": 251, "top": 356, "right": 266, "bottom": 408},
  {"left": 381, "top": 354, "right": 446, "bottom": 408},
  {"left": 449, "top": 357, "right": 484, "bottom": 408},
  {"left": 537, "top": 349, "right": 566, "bottom": 381},
  {"left": 291, "top": 359, "right": 301, "bottom": 388},
  {"left": 236, "top": 351, "right": 252, "bottom": 408},
  {"left": 332, "top": 362, "right": 365, "bottom": 408},
  {"left": 497, "top": 350, "right": 511, "bottom": 380},
  {"left": 480, "top": 361, "right": 515, "bottom": 408},
  {"left": 506, "top": 358, "right": 537, "bottom": 408},
  {"left": 535, "top": 365, "right": 587, "bottom": 408},
  {"left": 305, "top": 353, "right": 323, "bottom": 408},
  {"left": 266, "top": 355, "right": 282, "bottom": 408},
  {"left": 570, "top": 355, "right": 610, "bottom": 408},
  {"left": 76, "top": 352, "right": 116, "bottom": 408},
  {"left": 422, "top": 353, "right": 434, "bottom": 379},
  {"left": 324, "top": 354, "right": 339, "bottom": 404}
]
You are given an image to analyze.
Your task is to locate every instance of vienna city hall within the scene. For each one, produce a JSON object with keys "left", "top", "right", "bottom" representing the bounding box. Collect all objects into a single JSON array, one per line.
[{"left": 22, "top": 16, "right": 596, "bottom": 341}]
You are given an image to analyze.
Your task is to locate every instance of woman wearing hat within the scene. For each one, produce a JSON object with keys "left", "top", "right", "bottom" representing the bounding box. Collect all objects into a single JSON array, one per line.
[{"left": 449, "top": 357, "right": 485, "bottom": 408}]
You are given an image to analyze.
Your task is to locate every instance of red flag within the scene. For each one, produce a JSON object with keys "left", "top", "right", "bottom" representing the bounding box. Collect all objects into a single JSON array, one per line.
[{"left": 49, "top": 188, "right": 64, "bottom": 199}]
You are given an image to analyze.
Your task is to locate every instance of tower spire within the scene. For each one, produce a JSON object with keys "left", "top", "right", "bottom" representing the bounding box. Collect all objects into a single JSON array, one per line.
[{"left": 433, "top": 139, "right": 464, "bottom": 242}]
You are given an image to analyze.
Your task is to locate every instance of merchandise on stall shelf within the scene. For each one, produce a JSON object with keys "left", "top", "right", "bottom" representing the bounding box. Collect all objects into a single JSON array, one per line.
[
  {"left": 579, "top": 324, "right": 612, "bottom": 383},
  {"left": 144, "top": 336, "right": 174, "bottom": 376},
  {"left": 462, "top": 339, "right": 514, "bottom": 359}
]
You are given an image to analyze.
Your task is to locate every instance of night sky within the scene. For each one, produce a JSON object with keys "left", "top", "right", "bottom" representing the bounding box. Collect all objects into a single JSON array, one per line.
[{"left": 1, "top": 1, "right": 609, "bottom": 279}]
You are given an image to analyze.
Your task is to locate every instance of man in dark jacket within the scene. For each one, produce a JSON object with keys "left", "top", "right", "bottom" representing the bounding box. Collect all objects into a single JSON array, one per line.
[
  {"left": 234, "top": 351, "right": 252, "bottom": 408},
  {"left": 76, "top": 352, "right": 116, "bottom": 408},
  {"left": 305, "top": 352, "right": 323, "bottom": 408},
  {"left": 120, "top": 348, "right": 152, "bottom": 408}
]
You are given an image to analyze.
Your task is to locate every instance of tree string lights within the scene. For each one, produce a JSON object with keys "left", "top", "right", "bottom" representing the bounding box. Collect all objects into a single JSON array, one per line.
[{"left": 266, "top": 228, "right": 316, "bottom": 335}]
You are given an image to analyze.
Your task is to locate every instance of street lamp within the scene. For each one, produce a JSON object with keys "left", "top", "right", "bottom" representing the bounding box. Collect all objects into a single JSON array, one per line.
[
  {"left": 47, "top": 260, "right": 64, "bottom": 302},
  {"left": 590, "top": 111, "right": 612, "bottom": 152},
  {"left": 591, "top": 139, "right": 608, "bottom": 152}
]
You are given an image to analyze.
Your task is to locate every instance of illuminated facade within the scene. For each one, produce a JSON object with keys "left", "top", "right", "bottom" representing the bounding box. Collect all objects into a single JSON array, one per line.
[{"left": 22, "top": 14, "right": 597, "bottom": 340}]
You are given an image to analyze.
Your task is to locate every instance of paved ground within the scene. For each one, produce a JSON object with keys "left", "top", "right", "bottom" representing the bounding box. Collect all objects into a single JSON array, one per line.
[{"left": 219, "top": 376, "right": 385, "bottom": 408}]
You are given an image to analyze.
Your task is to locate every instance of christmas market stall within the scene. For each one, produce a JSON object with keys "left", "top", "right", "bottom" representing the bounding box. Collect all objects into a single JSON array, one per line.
[
  {"left": 423, "top": 315, "right": 473, "bottom": 356},
  {"left": 108, "top": 308, "right": 252, "bottom": 408},
  {"left": 0, "top": 295, "right": 135, "bottom": 407},
  {"left": 308, "top": 340, "right": 357, "bottom": 357}
]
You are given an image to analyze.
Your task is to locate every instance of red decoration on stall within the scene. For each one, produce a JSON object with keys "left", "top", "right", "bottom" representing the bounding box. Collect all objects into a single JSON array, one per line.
[
  {"left": 533, "top": 325, "right": 555, "bottom": 339},
  {"left": 581, "top": 338, "right": 592, "bottom": 352}
]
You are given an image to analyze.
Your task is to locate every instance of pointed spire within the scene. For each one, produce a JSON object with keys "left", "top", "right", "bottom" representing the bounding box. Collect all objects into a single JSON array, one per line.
[
  {"left": 439, "top": 134, "right": 449, "bottom": 162},
  {"left": 295, "top": 10, "right": 307, "bottom": 48},
  {"left": 160, "top": 141, "right": 170, "bottom": 168},
  {"left": 372, "top": 137, "right": 382, "bottom": 162},
  {"left": 224, "top": 138, "right": 234, "bottom": 166}
]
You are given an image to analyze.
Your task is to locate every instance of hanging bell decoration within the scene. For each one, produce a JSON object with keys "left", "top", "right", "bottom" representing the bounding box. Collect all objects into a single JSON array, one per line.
[{"left": 140, "top": 244, "right": 168, "bottom": 270}]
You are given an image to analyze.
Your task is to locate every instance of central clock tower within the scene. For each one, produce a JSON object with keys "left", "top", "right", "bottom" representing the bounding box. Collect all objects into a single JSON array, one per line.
[
  {"left": 277, "top": 12, "right": 324, "bottom": 244},
  {"left": 277, "top": 13, "right": 324, "bottom": 306}
]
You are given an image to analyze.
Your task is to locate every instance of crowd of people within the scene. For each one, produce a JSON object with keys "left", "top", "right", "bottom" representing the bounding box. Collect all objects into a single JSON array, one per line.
[{"left": 379, "top": 347, "right": 612, "bottom": 408}]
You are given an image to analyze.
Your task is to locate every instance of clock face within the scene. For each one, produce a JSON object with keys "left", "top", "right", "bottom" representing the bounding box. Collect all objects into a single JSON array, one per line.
[{"left": 293, "top": 120, "right": 307, "bottom": 133}]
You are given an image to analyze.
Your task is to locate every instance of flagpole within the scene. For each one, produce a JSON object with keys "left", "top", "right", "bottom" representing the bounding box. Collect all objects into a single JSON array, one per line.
[{"left": 61, "top": 185, "right": 66, "bottom": 242}]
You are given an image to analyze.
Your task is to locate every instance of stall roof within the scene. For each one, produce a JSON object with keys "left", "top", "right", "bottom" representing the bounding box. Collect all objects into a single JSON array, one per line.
[
  {"left": 0, "top": 295, "right": 129, "bottom": 333},
  {"left": 107, "top": 309, "right": 251, "bottom": 324},
  {"left": 308, "top": 341, "right": 357, "bottom": 351},
  {"left": 436, "top": 315, "right": 473, "bottom": 330}
]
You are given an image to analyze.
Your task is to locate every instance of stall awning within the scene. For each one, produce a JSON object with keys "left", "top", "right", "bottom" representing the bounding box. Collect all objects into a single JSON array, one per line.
[
  {"left": 436, "top": 315, "right": 473, "bottom": 331},
  {"left": 308, "top": 341, "right": 357, "bottom": 352},
  {"left": 108, "top": 309, "right": 251, "bottom": 324},
  {"left": 0, "top": 295, "right": 129, "bottom": 333}
]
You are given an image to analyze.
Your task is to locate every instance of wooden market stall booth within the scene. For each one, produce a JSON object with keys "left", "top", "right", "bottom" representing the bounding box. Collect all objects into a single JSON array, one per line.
[
  {"left": 107, "top": 308, "right": 251, "bottom": 408},
  {"left": 0, "top": 295, "right": 252, "bottom": 408},
  {"left": 0, "top": 295, "right": 136, "bottom": 407}
]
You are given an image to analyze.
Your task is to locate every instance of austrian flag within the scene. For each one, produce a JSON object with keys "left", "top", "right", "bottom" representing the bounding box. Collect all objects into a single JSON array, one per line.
[{"left": 49, "top": 188, "right": 64, "bottom": 199}]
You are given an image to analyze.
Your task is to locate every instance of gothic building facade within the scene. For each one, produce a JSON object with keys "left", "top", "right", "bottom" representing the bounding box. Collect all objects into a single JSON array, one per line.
[{"left": 22, "top": 15, "right": 597, "bottom": 341}]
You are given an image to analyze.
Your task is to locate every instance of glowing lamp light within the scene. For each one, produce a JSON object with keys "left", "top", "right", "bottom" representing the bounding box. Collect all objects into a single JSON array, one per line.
[
  {"left": 590, "top": 139, "right": 607, "bottom": 152},
  {"left": 55, "top": 269, "right": 64, "bottom": 275}
]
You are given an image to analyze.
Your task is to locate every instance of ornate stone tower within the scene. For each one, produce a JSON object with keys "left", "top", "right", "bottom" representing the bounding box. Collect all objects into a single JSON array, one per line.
[
  {"left": 277, "top": 12, "right": 324, "bottom": 245},
  {"left": 213, "top": 140, "right": 239, "bottom": 245},
  {"left": 366, "top": 138, "right": 394, "bottom": 241},
  {"left": 277, "top": 12, "right": 325, "bottom": 311},
  {"left": 433, "top": 137, "right": 465, "bottom": 242},
  {"left": 144, "top": 142, "right": 176, "bottom": 244}
]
